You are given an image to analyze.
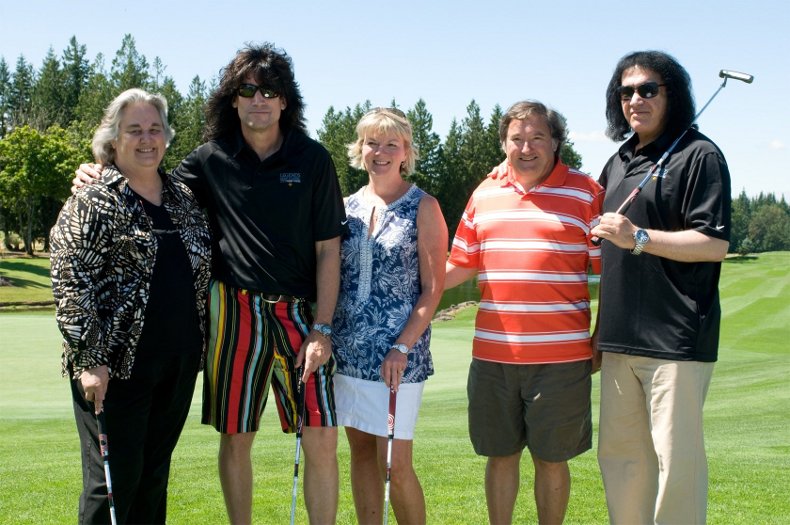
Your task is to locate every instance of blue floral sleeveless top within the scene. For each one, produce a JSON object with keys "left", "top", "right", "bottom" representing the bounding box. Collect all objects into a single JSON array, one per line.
[{"left": 332, "top": 184, "right": 434, "bottom": 383}]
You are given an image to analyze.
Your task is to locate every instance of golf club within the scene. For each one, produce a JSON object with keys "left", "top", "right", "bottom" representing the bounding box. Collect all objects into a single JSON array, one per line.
[
  {"left": 591, "top": 69, "right": 754, "bottom": 245},
  {"left": 96, "top": 411, "right": 118, "bottom": 525},
  {"left": 290, "top": 369, "right": 306, "bottom": 525},
  {"left": 383, "top": 388, "right": 397, "bottom": 525}
]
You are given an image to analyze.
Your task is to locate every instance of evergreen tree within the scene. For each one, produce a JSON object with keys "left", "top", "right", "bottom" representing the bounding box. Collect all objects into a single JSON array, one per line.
[
  {"left": 61, "top": 37, "right": 89, "bottom": 125},
  {"left": 74, "top": 53, "right": 113, "bottom": 133},
  {"left": 9, "top": 55, "right": 35, "bottom": 129},
  {"left": 436, "top": 119, "right": 465, "bottom": 238},
  {"left": 730, "top": 189, "right": 751, "bottom": 254},
  {"left": 0, "top": 58, "right": 11, "bottom": 138},
  {"left": 317, "top": 103, "right": 369, "bottom": 196},
  {"left": 166, "top": 76, "right": 207, "bottom": 169},
  {"left": 31, "top": 48, "right": 66, "bottom": 130},
  {"left": 110, "top": 34, "right": 151, "bottom": 91},
  {"left": 406, "top": 99, "right": 441, "bottom": 195}
]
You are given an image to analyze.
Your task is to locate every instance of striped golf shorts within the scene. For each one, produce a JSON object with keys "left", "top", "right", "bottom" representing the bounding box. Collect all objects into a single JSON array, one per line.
[{"left": 201, "top": 280, "right": 336, "bottom": 434}]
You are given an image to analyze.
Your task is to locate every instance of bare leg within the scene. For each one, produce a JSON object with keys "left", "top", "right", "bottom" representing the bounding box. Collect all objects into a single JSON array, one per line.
[
  {"left": 485, "top": 452, "right": 521, "bottom": 525},
  {"left": 346, "top": 427, "right": 384, "bottom": 524},
  {"left": 379, "top": 435, "right": 426, "bottom": 525},
  {"left": 218, "top": 432, "right": 256, "bottom": 525},
  {"left": 301, "top": 426, "right": 339, "bottom": 525},
  {"left": 531, "top": 454, "right": 570, "bottom": 525}
]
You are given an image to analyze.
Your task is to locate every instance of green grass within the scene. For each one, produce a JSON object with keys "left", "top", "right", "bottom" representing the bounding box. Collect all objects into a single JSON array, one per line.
[
  {"left": 1, "top": 253, "right": 789, "bottom": 523},
  {"left": 0, "top": 256, "right": 54, "bottom": 305}
]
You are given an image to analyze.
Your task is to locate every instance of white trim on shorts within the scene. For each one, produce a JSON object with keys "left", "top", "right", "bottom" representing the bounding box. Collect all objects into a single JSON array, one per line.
[{"left": 334, "top": 374, "right": 424, "bottom": 440}]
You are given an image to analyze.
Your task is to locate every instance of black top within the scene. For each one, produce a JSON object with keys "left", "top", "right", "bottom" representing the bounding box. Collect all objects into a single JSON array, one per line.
[
  {"left": 173, "top": 129, "right": 346, "bottom": 299},
  {"left": 135, "top": 196, "right": 203, "bottom": 356},
  {"left": 596, "top": 129, "right": 731, "bottom": 362}
]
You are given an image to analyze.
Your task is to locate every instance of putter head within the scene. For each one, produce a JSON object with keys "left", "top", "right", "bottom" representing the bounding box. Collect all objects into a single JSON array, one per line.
[{"left": 719, "top": 70, "right": 754, "bottom": 84}]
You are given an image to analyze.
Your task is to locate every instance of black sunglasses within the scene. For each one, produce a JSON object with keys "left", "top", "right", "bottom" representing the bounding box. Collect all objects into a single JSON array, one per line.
[
  {"left": 617, "top": 81, "right": 666, "bottom": 101},
  {"left": 237, "top": 84, "right": 280, "bottom": 99}
]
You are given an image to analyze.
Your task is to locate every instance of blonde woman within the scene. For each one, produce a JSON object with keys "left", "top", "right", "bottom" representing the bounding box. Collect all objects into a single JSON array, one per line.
[{"left": 332, "top": 108, "right": 448, "bottom": 524}]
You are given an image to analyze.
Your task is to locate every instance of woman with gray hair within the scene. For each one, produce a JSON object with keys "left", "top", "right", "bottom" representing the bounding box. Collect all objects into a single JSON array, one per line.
[{"left": 50, "top": 88, "right": 211, "bottom": 524}]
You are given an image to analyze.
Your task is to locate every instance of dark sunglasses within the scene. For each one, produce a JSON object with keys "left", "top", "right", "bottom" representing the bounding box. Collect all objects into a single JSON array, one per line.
[
  {"left": 617, "top": 81, "right": 666, "bottom": 101},
  {"left": 237, "top": 84, "right": 280, "bottom": 99}
]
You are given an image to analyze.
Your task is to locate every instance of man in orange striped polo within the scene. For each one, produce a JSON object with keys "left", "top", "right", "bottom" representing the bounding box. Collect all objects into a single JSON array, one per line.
[{"left": 445, "top": 100, "right": 604, "bottom": 525}]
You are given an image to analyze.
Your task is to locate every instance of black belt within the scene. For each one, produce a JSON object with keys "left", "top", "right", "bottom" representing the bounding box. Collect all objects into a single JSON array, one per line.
[{"left": 259, "top": 293, "right": 302, "bottom": 303}]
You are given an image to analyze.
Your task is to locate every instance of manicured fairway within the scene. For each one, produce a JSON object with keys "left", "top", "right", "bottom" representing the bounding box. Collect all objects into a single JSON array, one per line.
[{"left": 1, "top": 253, "right": 788, "bottom": 523}]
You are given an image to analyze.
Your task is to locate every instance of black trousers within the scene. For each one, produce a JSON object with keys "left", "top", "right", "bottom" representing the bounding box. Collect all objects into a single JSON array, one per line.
[{"left": 71, "top": 347, "right": 200, "bottom": 525}]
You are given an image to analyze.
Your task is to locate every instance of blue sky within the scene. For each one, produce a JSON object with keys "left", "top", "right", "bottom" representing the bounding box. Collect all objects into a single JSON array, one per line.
[{"left": 1, "top": 0, "right": 787, "bottom": 198}]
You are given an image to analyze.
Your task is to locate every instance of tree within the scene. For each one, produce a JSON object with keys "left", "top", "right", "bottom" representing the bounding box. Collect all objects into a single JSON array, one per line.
[
  {"left": 0, "top": 58, "right": 11, "bottom": 138},
  {"left": 0, "top": 125, "right": 79, "bottom": 253},
  {"left": 730, "top": 189, "right": 751, "bottom": 254},
  {"left": 74, "top": 53, "right": 114, "bottom": 129},
  {"left": 61, "top": 36, "right": 89, "bottom": 125},
  {"left": 9, "top": 55, "right": 35, "bottom": 129},
  {"left": 748, "top": 204, "right": 790, "bottom": 252},
  {"left": 317, "top": 103, "right": 369, "bottom": 196},
  {"left": 406, "top": 99, "right": 442, "bottom": 195},
  {"left": 166, "top": 76, "right": 207, "bottom": 169},
  {"left": 30, "top": 48, "right": 66, "bottom": 130},
  {"left": 560, "top": 140, "right": 583, "bottom": 170},
  {"left": 110, "top": 34, "right": 151, "bottom": 91},
  {"left": 435, "top": 119, "right": 465, "bottom": 237}
]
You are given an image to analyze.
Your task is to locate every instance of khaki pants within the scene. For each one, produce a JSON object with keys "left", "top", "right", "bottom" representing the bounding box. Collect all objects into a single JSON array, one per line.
[{"left": 597, "top": 352, "right": 714, "bottom": 524}]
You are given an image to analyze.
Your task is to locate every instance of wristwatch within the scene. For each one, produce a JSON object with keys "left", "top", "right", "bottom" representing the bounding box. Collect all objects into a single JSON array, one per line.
[
  {"left": 391, "top": 343, "right": 410, "bottom": 355},
  {"left": 631, "top": 228, "right": 650, "bottom": 255},
  {"left": 311, "top": 323, "right": 332, "bottom": 338}
]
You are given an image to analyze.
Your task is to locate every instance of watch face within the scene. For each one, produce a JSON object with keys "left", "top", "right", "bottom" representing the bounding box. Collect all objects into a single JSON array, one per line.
[{"left": 636, "top": 229, "right": 650, "bottom": 243}]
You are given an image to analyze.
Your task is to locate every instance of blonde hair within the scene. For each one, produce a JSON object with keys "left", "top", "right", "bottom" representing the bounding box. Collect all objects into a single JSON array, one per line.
[{"left": 347, "top": 107, "right": 418, "bottom": 176}]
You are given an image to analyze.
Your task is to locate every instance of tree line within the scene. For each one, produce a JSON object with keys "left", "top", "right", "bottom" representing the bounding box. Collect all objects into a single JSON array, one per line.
[{"left": 1, "top": 35, "right": 788, "bottom": 255}]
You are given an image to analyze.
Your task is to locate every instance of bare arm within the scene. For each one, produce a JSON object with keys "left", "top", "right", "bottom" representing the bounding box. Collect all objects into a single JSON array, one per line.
[
  {"left": 296, "top": 236, "right": 341, "bottom": 382},
  {"left": 444, "top": 262, "right": 478, "bottom": 290},
  {"left": 591, "top": 212, "right": 729, "bottom": 263},
  {"left": 382, "top": 196, "right": 449, "bottom": 390}
]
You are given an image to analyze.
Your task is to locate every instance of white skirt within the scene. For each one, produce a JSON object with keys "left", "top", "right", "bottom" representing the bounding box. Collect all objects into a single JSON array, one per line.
[{"left": 334, "top": 374, "right": 425, "bottom": 440}]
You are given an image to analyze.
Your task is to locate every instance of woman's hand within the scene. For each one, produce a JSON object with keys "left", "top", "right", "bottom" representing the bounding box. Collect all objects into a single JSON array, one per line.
[
  {"left": 79, "top": 365, "right": 110, "bottom": 414},
  {"left": 381, "top": 349, "right": 408, "bottom": 392}
]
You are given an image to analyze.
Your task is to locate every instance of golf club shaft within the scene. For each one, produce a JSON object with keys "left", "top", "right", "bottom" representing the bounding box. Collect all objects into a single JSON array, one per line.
[
  {"left": 97, "top": 411, "right": 118, "bottom": 525},
  {"left": 290, "top": 373, "right": 306, "bottom": 525},
  {"left": 383, "top": 389, "right": 397, "bottom": 525}
]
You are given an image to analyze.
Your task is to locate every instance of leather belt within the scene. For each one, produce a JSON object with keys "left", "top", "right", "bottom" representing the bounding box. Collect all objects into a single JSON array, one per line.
[{"left": 260, "top": 293, "right": 301, "bottom": 304}]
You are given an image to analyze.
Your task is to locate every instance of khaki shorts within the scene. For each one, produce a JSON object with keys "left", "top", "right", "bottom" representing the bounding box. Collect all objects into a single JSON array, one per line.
[{"left": 467, "top": 358, "right": 592, "bottom": 461}]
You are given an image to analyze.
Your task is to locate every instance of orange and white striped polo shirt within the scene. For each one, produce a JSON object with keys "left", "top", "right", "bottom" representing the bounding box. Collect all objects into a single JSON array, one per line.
[{"left": 448, "top": 160, "right": 604, "bottom": 364}]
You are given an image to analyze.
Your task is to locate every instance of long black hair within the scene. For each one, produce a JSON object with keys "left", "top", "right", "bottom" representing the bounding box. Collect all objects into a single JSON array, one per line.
[
  {"left": 605, "top": 50, "right": 696, "bottom": 142},
  {"left": 204, "top": 43, "right": 307, "bottom": 142}
]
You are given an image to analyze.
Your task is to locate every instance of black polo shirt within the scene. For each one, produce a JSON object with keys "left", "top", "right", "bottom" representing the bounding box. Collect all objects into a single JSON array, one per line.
[
  {"left": 596, "top": 129, "right": 731, "bottom": 362},
  {"left": 173, "top": 129, "right": 345, "bottom": 299}
]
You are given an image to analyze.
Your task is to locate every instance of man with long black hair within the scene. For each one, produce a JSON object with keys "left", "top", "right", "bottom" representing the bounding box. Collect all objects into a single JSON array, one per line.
[{"left": 592, "top": 50, "right": 731, "bottom": 524}]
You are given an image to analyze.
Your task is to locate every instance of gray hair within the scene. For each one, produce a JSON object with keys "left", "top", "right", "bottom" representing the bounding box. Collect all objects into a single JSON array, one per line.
[{"left": 92, "top": 88, "right": 174, "bottom": 164}]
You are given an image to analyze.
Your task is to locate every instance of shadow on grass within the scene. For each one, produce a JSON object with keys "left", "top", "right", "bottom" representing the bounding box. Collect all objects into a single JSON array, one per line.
[
  {"left": 724, "top": 255, "right": 759, "bottom": 264},
  {"left": 0, "top": 260, "right": 51, "bottom": 279}
]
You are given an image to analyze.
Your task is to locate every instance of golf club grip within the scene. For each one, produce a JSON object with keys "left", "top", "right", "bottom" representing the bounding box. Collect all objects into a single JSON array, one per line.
[
  {"left": 387, "top": 390, "right": 397, "bottom": 435},
  {"left": 719, "top": 69, "right": 754, "bottom": 83}
]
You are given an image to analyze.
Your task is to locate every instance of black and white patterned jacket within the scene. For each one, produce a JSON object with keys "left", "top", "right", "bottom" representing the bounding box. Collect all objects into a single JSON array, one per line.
[{"left": 50, "top": 166, "right": 212, "bottom": 380}]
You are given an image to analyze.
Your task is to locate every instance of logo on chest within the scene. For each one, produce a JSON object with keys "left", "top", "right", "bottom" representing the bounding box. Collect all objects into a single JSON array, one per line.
[{"left": 280, "top": 172, "right": 302, "bottom": 186}]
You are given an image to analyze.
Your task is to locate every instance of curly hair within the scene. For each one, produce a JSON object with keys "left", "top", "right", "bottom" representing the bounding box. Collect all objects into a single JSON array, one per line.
[
  {"left": 203, "top": 43, "right": 306, "bottom": 142},
  {"left": 605, "top": 50, "right": 696, "bottom": 142},
  {"left": 347, "top": 108, "right": 418, "bottom": 176}
]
